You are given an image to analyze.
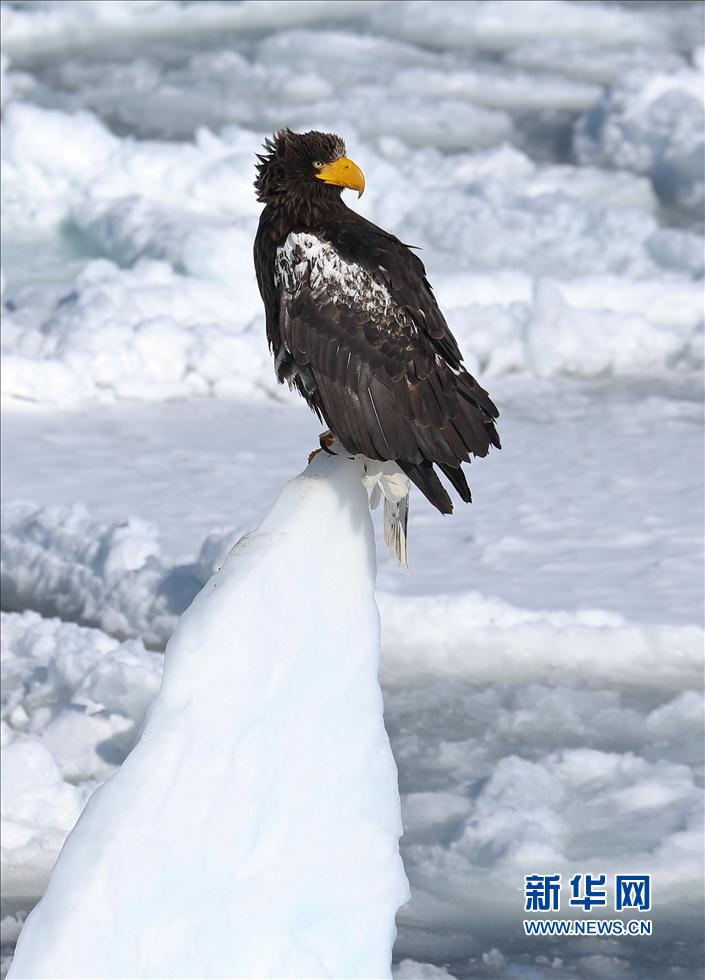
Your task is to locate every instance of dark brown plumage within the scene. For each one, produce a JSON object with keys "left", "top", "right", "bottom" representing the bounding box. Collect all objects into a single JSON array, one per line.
[{"left": 253, "top": 128, "right": 500, "bottom": 515}]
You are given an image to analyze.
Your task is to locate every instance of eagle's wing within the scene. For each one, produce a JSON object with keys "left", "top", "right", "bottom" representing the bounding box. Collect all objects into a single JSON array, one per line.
[{"left": 274, "top": 226, "right": 500, "bottom": 513}]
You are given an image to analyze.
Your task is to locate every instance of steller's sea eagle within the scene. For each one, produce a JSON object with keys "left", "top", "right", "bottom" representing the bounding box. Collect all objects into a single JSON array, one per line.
[{"left": 254, "top": 129, "right": 500, "bottom": 567}]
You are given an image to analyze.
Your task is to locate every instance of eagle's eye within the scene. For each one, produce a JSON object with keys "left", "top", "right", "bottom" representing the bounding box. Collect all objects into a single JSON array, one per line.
[{"left": 312, "top": 160, "right": 324, "bottom": 170}]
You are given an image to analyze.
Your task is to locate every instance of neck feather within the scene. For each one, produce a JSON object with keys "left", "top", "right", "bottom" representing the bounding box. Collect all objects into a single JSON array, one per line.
[{"left": 270, "top": 183, "right": 347, "bottom": 228}]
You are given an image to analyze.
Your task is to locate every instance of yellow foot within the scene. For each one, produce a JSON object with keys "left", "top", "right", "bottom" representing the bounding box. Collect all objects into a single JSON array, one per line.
[{"left": 308, "top": 430, "right": 336, "bottom": 463}]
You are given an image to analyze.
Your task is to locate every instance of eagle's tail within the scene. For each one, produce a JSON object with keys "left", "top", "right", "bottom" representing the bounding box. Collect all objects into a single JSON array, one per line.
[{"left": 399, "top": 460, "right": 453, "bottom": 515}]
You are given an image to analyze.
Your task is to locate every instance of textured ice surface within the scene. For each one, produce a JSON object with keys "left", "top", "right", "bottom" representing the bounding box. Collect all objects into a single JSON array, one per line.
[
  {"left": 2, "top": 539, "right": 702, "bottom": 978},
  {"left": 575, "top": 64, "right": 705, "bottom": 217},
  {"left": 1, "top": 0, "right": 703, "bottom": 406},
  {"left": 1, "top": 611, "right": 159, "bottom": 914},
  {"left": 2, "top": 388, "right": 703, "bottom": 976},
  {"left": 3, "top": 384, "right": 702, "bottom": 628},
  {"left": 1, "top": 500, "right": 200, "bottom": 647},
  {"left": 7, "top": 454, "right": 409, "bottom": 979}
]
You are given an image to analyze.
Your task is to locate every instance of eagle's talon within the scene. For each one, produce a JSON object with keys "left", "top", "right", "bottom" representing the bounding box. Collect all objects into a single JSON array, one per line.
[
  {"left": 319, "top": 430, "right": 337, "bottom": 455},
  {"left": 308, "top": 431, "right": 337, "bottom": 463}
]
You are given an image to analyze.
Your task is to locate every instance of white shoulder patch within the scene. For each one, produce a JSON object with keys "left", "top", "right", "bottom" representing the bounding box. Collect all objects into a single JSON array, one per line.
[{"left": 274, "top": 231, "right": 397, "bottom": 318}]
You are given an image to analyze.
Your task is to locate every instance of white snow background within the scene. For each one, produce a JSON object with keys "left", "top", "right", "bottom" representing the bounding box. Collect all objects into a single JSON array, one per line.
[
  {"left": 6, "top": 453, "right": 412, "bottom": 980},
  {"left": 0, "top": 1, "right": 703, "bottom": 978}
]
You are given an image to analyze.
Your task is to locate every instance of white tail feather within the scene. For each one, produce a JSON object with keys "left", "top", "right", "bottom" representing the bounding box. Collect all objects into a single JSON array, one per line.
[
  {"left": 369, "top": 484, "right": 382, "bottom": 510},
  {"left": 383, "top": 493, "right": 409, "bottom": 571},
  {"left": 358, "top": 457, "right": 411, "bottom": 571}
]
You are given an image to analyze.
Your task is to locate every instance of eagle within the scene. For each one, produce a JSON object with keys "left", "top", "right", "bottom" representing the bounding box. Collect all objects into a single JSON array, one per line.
[{"left": 254, "top": 129, "right": 500, "bottom": 567}]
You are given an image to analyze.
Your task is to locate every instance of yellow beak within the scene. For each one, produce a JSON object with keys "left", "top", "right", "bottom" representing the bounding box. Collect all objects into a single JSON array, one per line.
[{"left": 315, "top": 156, "right": 365, "bottom": 197}]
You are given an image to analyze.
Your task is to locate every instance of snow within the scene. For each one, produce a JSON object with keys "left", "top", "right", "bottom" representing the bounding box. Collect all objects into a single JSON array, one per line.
[
  {"left": 2, "top": 258, "right": 274, "bottom": 405},
  {"left": 1, "top": 3, "right": 703, "bottom": 408},
  {"left": 3, "top": 522, "right": 702, "bottom": 976},
  {"left": 1, "top": 737, "right": 88, "bottom": 909},
  {"left": 4, "top": 386, "right": 702, "bottom": 627},
  {"left": 1, "top": 610, "right": 159, "bottom": 919},
  {"left": 7, "top": 454, "right": 409, "bottom": 979},
  {"left": 0, "top": 1, "right": 381, "bottom": 57},
  {"left": 575, "top": 66, "right": 705, "bottom": 216},
  {"left": 395, "top": 961, "right": 458, "bottom": 980},
  {"left": 1, "top": 498, "right": 245, "bottom": 648},
  {"left": 1, "top": 409, "right": 702, "bottom": 974},
  {"left": 1, "top": 0, "right": 703, "bottom": 976},
  {"left": 526, "top": 280, "right": 698, "bottom": 378},
  {"left": 2, "top": 490, "right": 703, "bottom": 686},
  {"left": 2, "top": 200, "right": 701, "bottom": 402},
  {"left": 370, "top": 1, "right": 665, "bottom": 54}
]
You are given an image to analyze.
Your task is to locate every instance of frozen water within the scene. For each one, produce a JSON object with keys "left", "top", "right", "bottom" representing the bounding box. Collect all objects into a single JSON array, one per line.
[
  {"left": 2, "top": 256, "right": 273, "bottom": 405},
  {"left": 1, "top": 499, "right": 199, "bottom": 647},
  {"left": 1, "top": 610, "right": 159, "bottom": 917},
  {"left": 1, "top": 0, "right": 703, "bottom": 976},
  {"left": 2, "top": 143, "right": 702, "bottom": 403},
  {"left": 7, "top": 454, "right": 409, "bottom": 979},
  {"left": 2, "top": 535, "right": 702, "bottom": 978},
  {"left": 575, "top": 64, "right": 705, "bottom": 218},
  {"left": 1, "top": 392, "right": 703, "bottom": 976},
  {"left": 1, "top": 3, "right": 703, "bottom": 407},
  {"left": 3, "top": 384, "right": 702, "bottom": 627},
  {"left": 2, "top": 512, "right": 702, "bottom": 977}
]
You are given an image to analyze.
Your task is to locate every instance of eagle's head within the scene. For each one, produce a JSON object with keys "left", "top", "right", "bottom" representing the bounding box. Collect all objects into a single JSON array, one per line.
[{"left": 254, "top": 129, "right": 365, "bottom": 210}]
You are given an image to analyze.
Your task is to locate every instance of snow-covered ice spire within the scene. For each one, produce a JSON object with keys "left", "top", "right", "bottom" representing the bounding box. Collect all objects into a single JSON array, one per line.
[{"left": 8, "top": 453, "right": 409, "bottom": 979}]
